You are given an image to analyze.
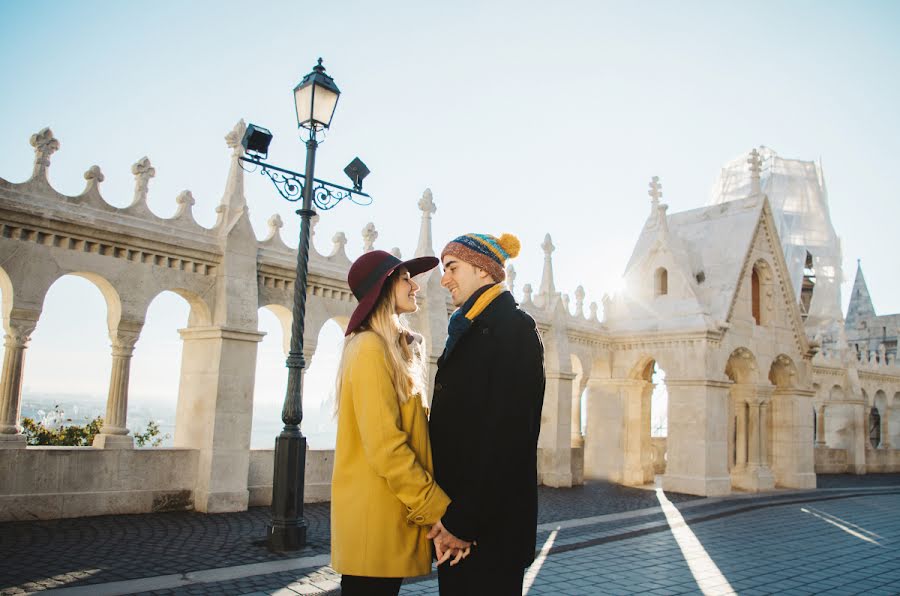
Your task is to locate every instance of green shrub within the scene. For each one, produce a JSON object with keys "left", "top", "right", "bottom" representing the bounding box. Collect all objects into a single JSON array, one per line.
[
  {"left": 21, "top": 405, "right": 169, "bottom": 447},
  {"left": 21, "top": 405, "right": 103, "bottom": 446}
]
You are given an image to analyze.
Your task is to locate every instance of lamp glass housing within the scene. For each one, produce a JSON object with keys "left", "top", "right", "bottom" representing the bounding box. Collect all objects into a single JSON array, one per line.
[{"left": 293, "top": 60, "right": 341, "bottom": 130}]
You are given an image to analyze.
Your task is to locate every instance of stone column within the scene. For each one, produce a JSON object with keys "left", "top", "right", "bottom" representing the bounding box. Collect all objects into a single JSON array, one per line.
[
  {"left": 816, "top": 404, "right": 827, "bottom": 446},
  {"left": 735, "top": 400, "right": 748, "bottom": 466},
  {"left": 0, "top": 311, "right": 39, "bottom": 448},
  {"left": 538, "top": 369, "right": 576, "bottom": 487},
  {"left": 882, "top": 406, "right": 891, "bottom": 449},
  {"left": 661, "top": 379, "right": 731, "bottom": 497},
  {"left": 175, "top": 325, "right": 265, "bottom": 512},
  {"left": 93, "top": 321, "right": 142, "bottom": 449},
  {"left": 622, "top": 380, "right": 653, "bottom": 486},
  {"left": 771, "top": 388, "right": 816, "bottom": 489}
]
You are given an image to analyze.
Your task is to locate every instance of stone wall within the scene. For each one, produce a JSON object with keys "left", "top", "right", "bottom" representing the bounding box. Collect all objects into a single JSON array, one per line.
[
  {"left": 0, "top": 447, "right": 198, "bottom": 521},
  {"left": 247, "top": 449, "right": 334, "bottom": 506}
]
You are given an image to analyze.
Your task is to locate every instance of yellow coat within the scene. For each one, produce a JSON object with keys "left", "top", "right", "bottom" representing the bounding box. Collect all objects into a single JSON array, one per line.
[{"left": 330, "top": 331, "right": 450, "bottom": 577}]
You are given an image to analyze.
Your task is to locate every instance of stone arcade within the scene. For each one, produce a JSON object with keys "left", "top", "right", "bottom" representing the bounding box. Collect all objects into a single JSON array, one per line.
[{"left": 0, "top": 124, "right": 898, "bottom": 520}]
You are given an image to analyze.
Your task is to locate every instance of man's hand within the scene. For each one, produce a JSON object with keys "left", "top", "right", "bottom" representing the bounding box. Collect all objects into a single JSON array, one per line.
[{"left": 427, "top": 520, "right": 472, "bottom": 566}]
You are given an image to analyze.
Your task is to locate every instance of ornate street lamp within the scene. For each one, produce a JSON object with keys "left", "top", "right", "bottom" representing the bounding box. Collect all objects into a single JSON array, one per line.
[{"left": 241, "top": 58, "right": 370, "bottom": 552}]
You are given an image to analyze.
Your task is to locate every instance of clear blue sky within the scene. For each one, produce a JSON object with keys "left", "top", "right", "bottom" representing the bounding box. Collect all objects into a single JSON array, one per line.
[{"left": 2, "top": 1, "right": 899, "bottom": 440}]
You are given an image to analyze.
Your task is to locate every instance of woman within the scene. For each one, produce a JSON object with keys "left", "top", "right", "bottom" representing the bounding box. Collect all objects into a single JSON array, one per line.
[{"left": 331, "top": 249, "right": 452, "bottom": 595}]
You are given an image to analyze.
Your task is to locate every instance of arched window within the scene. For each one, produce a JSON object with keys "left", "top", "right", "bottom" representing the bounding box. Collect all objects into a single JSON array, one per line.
[
  {"left": 654, "top": 267, "right": 668, "bottom": 296},
  {"left": 751, "top": 268, "right": 761, "bottom": 325},
  {"left": 869, "top": 407, "right": 881, "bottom": 448}
]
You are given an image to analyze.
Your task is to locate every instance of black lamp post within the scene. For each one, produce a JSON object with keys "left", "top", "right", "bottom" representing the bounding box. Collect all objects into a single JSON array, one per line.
[{"left": 240, "top": 58, "right": 370, "bottom": 552}]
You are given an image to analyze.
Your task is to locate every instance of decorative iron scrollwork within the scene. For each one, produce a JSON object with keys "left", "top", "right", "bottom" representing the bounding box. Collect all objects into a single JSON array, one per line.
[{"left": 240, "top": 156, "right": 371, "bottom": 211}]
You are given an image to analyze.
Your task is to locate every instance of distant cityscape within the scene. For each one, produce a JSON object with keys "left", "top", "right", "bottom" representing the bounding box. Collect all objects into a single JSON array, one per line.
[{"left": 20, "top": 391, "right": 338, "bottom": 450}]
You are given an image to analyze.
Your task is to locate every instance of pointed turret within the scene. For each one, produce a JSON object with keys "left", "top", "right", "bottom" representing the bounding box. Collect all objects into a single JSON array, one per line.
[
  {"left": 537, "top": 233, "right": 557, "bottom": 304},
  {"left": 217, "top": 120, "right": 249, "bottom": 232},
  {"left": 845, "top": 260, "right": 876, "bottom": 328}
]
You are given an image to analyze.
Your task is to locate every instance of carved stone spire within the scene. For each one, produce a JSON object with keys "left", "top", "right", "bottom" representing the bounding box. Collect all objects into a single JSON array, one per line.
[
  {"left": 648, "top": 176, "right": 663, "bottom": 211},
  {"left": 415, "top": 188, "right": 437, "bottom": 257},
  {"left": 748, "top": 148, "right": 762, "bottom": 196},
  {"left": 539, "top": 233, "right": 557, "bottom": 300},
  {"left": 220, "top": 119, "right": 248, "bottom": 212},
  {"left": 130, "top": 157, "right": 155, "bottom": 207},
  {"left": 29, "top": 127, "right": 59, "bottom": 181}
]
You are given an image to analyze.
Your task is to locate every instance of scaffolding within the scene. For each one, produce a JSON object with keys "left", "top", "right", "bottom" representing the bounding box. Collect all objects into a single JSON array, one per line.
[{"left": 709, "top": 147, "right": 844, "bottom": 340}]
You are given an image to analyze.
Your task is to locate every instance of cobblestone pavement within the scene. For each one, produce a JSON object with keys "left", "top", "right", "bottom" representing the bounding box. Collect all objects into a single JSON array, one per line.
[{"left": 1, "top": 475, "right": 898, "bottom": 595}]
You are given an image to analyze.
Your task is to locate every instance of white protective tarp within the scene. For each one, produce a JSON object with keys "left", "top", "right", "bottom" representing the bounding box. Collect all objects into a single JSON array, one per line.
[{"left": 709, "top": 147, "right": 844, "bottom": 338}]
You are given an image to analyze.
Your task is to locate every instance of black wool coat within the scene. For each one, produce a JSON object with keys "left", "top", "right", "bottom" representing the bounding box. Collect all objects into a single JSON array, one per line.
[{"left": 429, "top": 290, "right": 546, "bottom": 570}]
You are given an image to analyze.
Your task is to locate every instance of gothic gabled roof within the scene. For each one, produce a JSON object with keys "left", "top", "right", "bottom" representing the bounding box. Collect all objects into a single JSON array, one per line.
[{"left": 623, "top": 195, "right": 764, "bottom": 324}]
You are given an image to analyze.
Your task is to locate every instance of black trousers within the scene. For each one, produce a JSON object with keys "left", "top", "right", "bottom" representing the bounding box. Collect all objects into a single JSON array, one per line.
[
  {"left": 340, "top": 574, "right": 403, "bottom": 596},
  {"left": 437, "top": 558, "right": 526, "bottom": 596}
]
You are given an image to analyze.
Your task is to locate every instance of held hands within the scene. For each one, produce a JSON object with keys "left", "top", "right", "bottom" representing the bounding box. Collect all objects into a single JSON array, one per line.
[{"left": 427, "top": 520, "right": 472, "bottom": 566}]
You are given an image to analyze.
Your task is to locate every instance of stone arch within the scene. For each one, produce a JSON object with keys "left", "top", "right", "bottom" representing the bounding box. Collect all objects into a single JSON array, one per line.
[
  {"left": 161, "top": 288, "right": 212, "bottom": 328},
  {"left": 18, "top": 273, "right": 119, "bottom": 437},
  {"left": 872, "top": 390, "right": 888, "bottom": 449},
  {"left": 0, "top": 265, "right": 12, "bottom": 323},
  {"left": 65, "top": 272, "right": 124, "bottom": 334},
  {"left": 725, "top": 347, "right": 774, "bottom": 490}
]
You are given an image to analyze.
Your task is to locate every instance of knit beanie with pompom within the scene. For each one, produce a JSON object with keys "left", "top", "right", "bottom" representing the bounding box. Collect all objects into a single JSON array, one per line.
[{"left": 440, "top": 233, "right": 521, "bottom": 282}]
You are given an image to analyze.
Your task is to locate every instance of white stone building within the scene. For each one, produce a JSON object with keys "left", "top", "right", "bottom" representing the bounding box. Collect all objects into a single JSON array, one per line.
[{"left": 0, "top": 126, "right": 897, "bottom": 520}]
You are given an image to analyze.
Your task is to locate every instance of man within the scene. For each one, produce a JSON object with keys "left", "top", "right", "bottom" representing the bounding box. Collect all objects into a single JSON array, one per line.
[{"left": 427, "top": 232, "right": 546, "bottom": 595}]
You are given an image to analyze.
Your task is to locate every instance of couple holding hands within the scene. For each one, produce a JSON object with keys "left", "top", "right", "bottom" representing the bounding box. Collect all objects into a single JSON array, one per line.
[{"left": 330, "top": 232, "right": 546, "bottom": 595}]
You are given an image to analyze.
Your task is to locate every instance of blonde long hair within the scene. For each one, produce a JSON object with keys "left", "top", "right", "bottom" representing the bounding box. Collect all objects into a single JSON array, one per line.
[{"left": 335, "top": 271, "right": 427, "bottom": 413}]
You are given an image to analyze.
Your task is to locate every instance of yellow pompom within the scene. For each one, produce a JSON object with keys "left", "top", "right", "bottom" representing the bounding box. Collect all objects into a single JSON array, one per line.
[{"left": 497, "top": 233, "right": 520, "bottom": 259}]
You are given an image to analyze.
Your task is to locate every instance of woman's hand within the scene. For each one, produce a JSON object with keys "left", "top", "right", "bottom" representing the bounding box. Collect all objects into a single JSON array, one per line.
[{"left": 429, "top": 521, "right": 474, "bottom": 566}]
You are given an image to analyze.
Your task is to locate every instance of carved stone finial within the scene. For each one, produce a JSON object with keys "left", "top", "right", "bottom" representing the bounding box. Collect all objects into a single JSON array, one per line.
[
  {"left": 523, "top": 283, "right": 533, "bottom": 304},
  {"left": 30, "top": 127, "right": 59, "bottom": 179},
  {"left": 418, "top": 188, "right": 437, "bottom": 216},
  {"left": 590, "top": 301, "right": 599, "bottom": 321},
  {"left": 225, "top": 119, "right": 247, "bottom": 155},
  {"left": 176, "top": 190, "right": 195, "bottom": 207},
  {"left": 362, "top": 222, "right": 378, "bottom": 253},
  {"left": 748, "top": 148, "right": 762, "bottom": 196},
  {"left": 131, "top": 156, "right": 156, "bottom": 206},
  {"left": 268, "top": 213, "right": 284, "bottom": 231},
  {"left": 506, "top": 264, "right": 517, "bottom": 294},
  {"left": 332, "top": 231, "right": 348, "bottom": 254},
  {"left": 562, "top": 293, "right": 571, "bottom": 314},
  {"left": 648, "top": 176, "right": 663, "bottom": 207},
  {"left": 84, "top": 165, "right": 105, "bottom": 183},
  {"left": 174, "top": 190, "right": 195, "bottom": 218},
  {"left": 575, "top": 285, "right": 585, "bottom": 317},
  {"left": 541, "top": 233, "right": 555, "bottom": 256},
  {"left": 390, "top": 247, "right": 402, "bottom": 258}
]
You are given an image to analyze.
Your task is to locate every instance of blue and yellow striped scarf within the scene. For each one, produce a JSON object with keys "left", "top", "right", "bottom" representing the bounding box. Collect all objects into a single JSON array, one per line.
[{"left": 443, "top": 283, "right": 505, "bottom": 358}]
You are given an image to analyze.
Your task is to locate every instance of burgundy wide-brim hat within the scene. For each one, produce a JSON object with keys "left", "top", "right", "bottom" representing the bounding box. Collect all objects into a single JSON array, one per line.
[{"left": 345, "top": 250, "right": 439, "bottom": 336}]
